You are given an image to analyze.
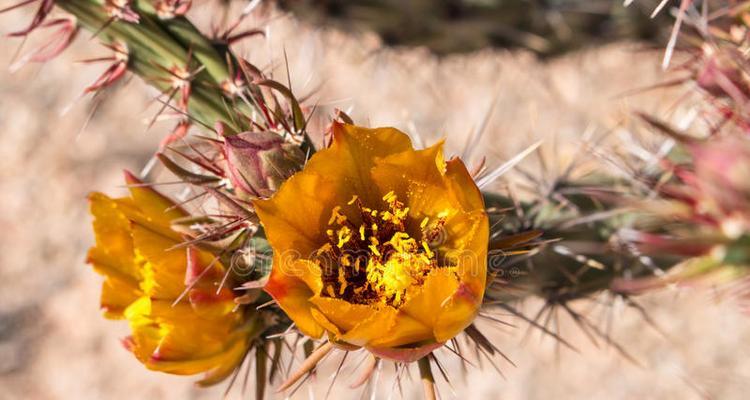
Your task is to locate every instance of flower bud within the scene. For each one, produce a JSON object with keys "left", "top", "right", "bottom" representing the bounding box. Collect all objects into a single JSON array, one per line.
[
  {"left": 696, "top": 53, "right": 749, "bottom": 100},
  {"left": 691, "top": 136, "right": 750, "bottom": 226},
  {"left": 223, "top": 131, "right": 305, "bottom": 198}
]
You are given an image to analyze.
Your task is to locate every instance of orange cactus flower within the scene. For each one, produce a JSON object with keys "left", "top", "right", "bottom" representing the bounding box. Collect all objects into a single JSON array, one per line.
[
  {"left": 255, "top": 123, "right": 489, "bottom": 361},
  {"left": 87, "top": 171, "right": 251, "bottom": 385}
]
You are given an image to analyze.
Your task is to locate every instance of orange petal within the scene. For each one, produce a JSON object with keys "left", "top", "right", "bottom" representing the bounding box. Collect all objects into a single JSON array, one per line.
[
  {"left": 188, "top": 287, "right": 236, "bottom": 319},
  {"left": 445, "top": 157, "right": 485, "bottom": 212},
  {"left": 433, "top": 282, "right": 481, "bottom": 342},
  {"left": 399, "top": 268, "right": 460, "bottom": 330},
  {"left": 254, "top": 124, "right": 414, "bottom": 255},
  {"left": 366, "top": 311, "right": 432, "bottom": 348},
  {"left": 340, "top": 306, "right": 398, "bottom": 347},
  {"left": 439, "top": 209, "right": 489, "bottom": 296},
  {"left": 310, "top": 308, "right": 343, "bottom": 337},
  {"left": 310, "top": 296, "right": 376, "bottom": 332},
  {"left": 325, "top": 122, "right": 414, "bottom": 205},
  {"left": 264, "top": 258, "right": 324, "bottom": 339},
  {"left": 254, "top": 172, "right": 341, "bottom": 257},
  {"left": 370, "top": 142, "right": 455, "bottom": 223}
]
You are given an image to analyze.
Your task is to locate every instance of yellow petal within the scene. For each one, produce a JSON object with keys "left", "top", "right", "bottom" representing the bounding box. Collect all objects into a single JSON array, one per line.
[
  {"left": 124, "top": 170, "right": 187, "bottom": 228},
  {"left": 124, "top": 297, "right": 246, "bottom": 376},
  {"left": 399, "top": 268, "right": 481, "bottom": 343},
  {"left": 131, "top": 224, "right": 186, "bottom": 300},
  {"left": 88, "top": 192, "right": 139, "bottom": 281},
  {"left": 148, "top": 304, "right": 237, "bottom": 362},
  {"left": 150, "top": 336, "right": 246, "bottom": 377},
  {"left": 99, "top": 275, "right": 141, "bottom": 319},
  {"left": 195, "top": 336, "right": 249, "bottom": 386},
  {"left": 123, "top": 296, "right": 162, "bottom": 365},
  {"left": 88, "top": 192, "right": 142, "bottom": 318}
]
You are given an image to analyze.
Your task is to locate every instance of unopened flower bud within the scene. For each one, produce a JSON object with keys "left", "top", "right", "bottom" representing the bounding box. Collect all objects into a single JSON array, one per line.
[
  {"left": 691, "top": 136, "right": 750, "bottom": 220},
  {"left": 223, "top": 131, "right": 305, "bottom": 198},
  {"left": 696, "top": 53, "right": 749, "bottom": 99}
]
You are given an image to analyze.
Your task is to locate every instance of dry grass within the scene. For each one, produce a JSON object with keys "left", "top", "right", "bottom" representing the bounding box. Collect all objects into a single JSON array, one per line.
[{"left": 0, "top": 5, "right": 749, "bottom": 399}]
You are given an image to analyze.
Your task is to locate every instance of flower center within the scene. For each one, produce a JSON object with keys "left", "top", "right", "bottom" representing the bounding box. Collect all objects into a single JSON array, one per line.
[{"left": 315, "top": 191, "right": 446, "bottom": 307}]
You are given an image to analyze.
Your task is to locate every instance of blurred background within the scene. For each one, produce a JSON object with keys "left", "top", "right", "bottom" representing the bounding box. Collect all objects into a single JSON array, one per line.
[{"left": 1, "top": 1, "right": 749, "bottom": 399}]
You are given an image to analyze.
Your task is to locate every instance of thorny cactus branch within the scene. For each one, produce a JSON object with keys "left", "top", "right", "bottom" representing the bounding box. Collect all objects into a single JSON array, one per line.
[
  {"left": 23, "top": 0, "right": 317, "bottom": 153},
  {"left": 58, "top": 0, "right": 238, "bottom": 128}
]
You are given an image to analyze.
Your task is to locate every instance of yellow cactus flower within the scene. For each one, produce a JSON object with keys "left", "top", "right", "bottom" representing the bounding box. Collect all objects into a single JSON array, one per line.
[
  {"left": 87, "top": 171, "right": 251, "bottom": 385},
  {"left": 255, "top": 123, "right": 489, "bottom": 361}
]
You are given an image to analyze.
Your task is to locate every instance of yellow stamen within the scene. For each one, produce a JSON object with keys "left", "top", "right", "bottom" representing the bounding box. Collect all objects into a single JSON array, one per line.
[
  {"left": 382, "top": 190, "right": 396, "bottom": 203},
  {"left": 422, "top": 240, "right": 434, "bottom": 258},
  {"left": 337, "top": 226, "right": 352, "bottom": 248},
  {"left": 328, "top": 206, "right": 342, "bottom": 225},
  {"left": 340, "top": 254, "right": 351, "bottom": 267},
  {"left": 338, "top": 268, "right": 348, "bottom": 295},
  {"left": 315, "top": 242, "right": 333, "bottom": 256}
]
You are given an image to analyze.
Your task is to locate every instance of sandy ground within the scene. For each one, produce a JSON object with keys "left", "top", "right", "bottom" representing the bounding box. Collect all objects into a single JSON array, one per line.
[{"left": 1, "top": 4, "right": 749, "bottom": 400}]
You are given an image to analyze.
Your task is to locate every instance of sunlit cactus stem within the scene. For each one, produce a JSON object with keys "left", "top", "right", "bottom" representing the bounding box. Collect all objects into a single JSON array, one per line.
[
  {"left": 51, "top": 0, "right": 316, "bottom": 155},
  {"left": 55, "top": 0, "right": 242, "bottom": 130}
]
